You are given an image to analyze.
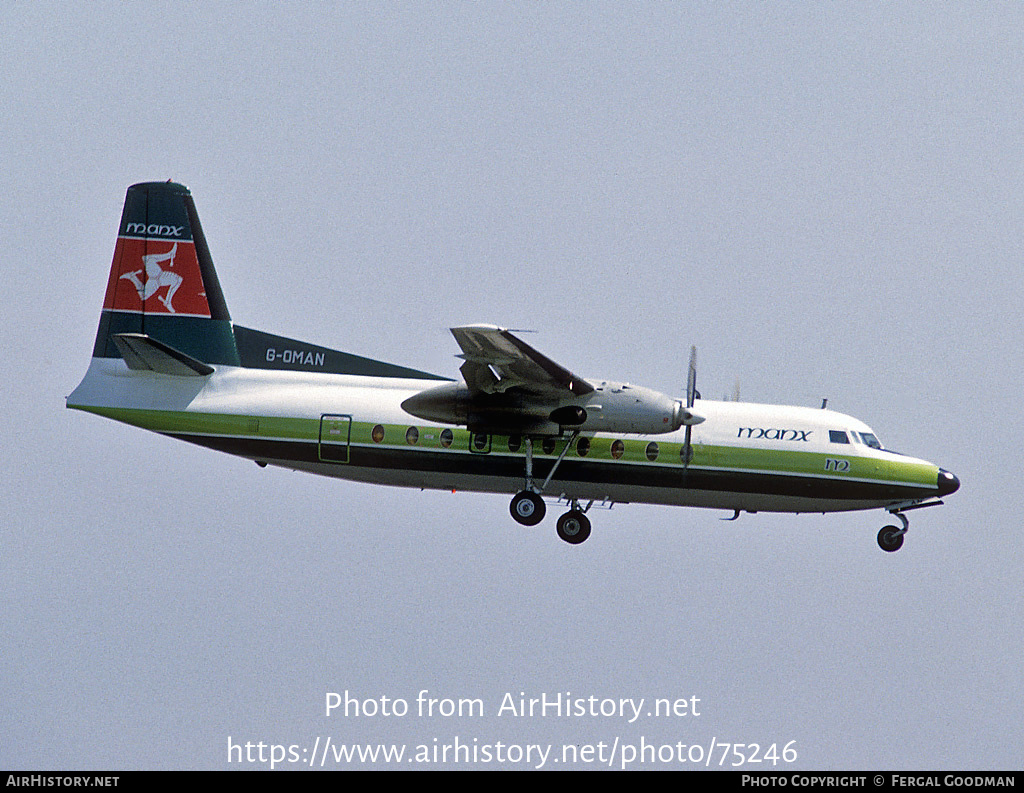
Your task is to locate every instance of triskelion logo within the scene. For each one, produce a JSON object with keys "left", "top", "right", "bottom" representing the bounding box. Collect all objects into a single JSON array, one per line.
[
  {"left": 103, "top": 237, "right": 211, "bottom": 317},
  {"left": 118, "top": 242, "right": 184, "bottom": 313}
]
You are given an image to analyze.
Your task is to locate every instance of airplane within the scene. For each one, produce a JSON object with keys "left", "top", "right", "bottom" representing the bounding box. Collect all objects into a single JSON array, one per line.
[{"left": 67, "top": 182, "right": 960, "bottom": 551}]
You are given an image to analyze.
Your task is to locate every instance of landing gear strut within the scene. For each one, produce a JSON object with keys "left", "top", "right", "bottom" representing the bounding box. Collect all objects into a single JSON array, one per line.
[{"left": 510, "top": 437, "right": 545, "bottom": 526}]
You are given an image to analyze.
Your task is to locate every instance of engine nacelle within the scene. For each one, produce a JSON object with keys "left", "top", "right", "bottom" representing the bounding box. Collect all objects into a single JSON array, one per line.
[
  {"left": 402, "top": 379, "right": 704, "bottom": 436},
  {"left": 577, "top": 382, "right": 702, "bottom": 435},
  {"left": 401, "top": 383, "right": 564, "bottom": 434},
  {"left": 401, "top": 382, "right": 471, "bottom": 426}
]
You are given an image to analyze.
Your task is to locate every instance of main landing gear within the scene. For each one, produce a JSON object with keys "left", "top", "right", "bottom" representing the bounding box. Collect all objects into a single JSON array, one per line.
[
  {"left": 510, "top": 490, "right": 593, "bottom": 545},
  {"left": 509, "top": 434, "right": 593, "bottom": 544}
]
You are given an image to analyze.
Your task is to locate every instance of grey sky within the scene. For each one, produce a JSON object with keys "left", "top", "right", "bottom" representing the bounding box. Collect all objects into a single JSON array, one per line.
[{"left": 3, "top": 2, "right": 1022, "bottom": 770}]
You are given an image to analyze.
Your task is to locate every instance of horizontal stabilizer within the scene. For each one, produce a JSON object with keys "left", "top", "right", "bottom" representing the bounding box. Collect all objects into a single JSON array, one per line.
[{"left": 112, "top": 333, "right": 214, "bottom": 376}]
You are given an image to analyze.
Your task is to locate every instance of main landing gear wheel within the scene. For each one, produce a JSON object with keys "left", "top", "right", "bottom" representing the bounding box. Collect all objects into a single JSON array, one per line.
[
  {"left": 877, "top": 525, "right": 904, "bottom": 553},
  {"left": 510, "top": 491, "right": 545, "bottom": 526},
  {"left": 556, "top": 510, "right": 591, "bottom": 545}
]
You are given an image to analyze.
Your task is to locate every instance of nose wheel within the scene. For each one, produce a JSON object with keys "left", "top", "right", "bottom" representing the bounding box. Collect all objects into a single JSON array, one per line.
[
  {"left": 877, "top": 525, "right": 905, "bottom": 552},
  {"left": 877, "top": 510, "right": 909, "bottom": 552}
]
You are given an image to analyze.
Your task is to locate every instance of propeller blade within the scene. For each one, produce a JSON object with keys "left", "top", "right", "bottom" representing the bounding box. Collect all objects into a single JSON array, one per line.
[
  {"left": 687, "top": 346, "right": 697, "bottom": 409},
  {"left": 683, "top": 345, "right": 697, "bottom": 468}
]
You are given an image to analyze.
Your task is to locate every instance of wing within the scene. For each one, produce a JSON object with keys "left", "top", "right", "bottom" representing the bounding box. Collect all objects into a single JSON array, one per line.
[{"left": 451, "top": 325, "right": 594, "bottom": 398}]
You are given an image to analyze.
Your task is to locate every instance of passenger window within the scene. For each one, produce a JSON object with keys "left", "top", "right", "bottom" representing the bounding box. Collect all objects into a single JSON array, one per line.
[
  {"left": 829, "top": 430, "right": 850, "bottom": 444},
  {"left": 646, "top": 442, "right": 659, "bottom": 461},
  {"left": 439, "top": 428, "right": 453, "bottom": 448},
  {"left": 371, "top": 424, "right": 385, "bottom": 443},
  {"left": 577, "top": 437, "right": 590, "bottom": 457},
  {"left": 508, "top": 435, "right": 522, "bottom": 453},
  {"left": 610, "top": 439, "right": 624, "bottom": 459},
  {"left": 405, "top": 426, "right": 419, "bottom": 445}
]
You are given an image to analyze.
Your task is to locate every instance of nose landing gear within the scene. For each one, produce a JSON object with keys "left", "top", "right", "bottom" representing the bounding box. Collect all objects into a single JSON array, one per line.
[{"left": 877, "top": 510, "right": 910, "bottom": 553}]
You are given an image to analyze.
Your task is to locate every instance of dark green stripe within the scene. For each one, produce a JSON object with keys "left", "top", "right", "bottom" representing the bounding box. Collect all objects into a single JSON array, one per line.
[
  {"left": 168, "top": 433, "right": 938, "bottom": 502},
  {"left": 233, "top": 325, "right": 450, "bottom": 379}
]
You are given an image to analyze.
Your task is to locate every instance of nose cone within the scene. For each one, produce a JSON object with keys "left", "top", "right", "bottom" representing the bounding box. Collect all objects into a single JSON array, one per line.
[{"left": 937, "top": 468, "right": 960, "bottom": 497}]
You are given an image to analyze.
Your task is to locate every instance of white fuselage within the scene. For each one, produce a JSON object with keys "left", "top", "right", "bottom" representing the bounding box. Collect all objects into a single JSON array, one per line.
[{"left": 69, "top": 358, "right": 944, "bottom": 516}]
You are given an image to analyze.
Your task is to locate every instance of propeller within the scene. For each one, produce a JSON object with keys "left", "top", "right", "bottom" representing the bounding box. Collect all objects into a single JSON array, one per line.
[
  {"left": 683, "top": 346, "right": 697, "bottom": 467},
  {"left": 686, "top": 346, "right": 698, "bottom": 409}
]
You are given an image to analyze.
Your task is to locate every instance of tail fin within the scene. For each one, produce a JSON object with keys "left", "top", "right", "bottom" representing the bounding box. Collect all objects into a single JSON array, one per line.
[
  {"left": 84, "top": 182, "right": 449, "bottom": 382},
  {"left": 92, "top": 181, "right": 240, "bottom": 366}
]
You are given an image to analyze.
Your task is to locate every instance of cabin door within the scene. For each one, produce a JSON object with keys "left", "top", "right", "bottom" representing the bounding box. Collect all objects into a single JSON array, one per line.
[{"left": 319, "top": 414, "right": 352, "bottom": 463}]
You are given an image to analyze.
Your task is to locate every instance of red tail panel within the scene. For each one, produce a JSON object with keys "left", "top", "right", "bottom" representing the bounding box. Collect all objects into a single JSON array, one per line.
[{"left": 102, "top": 237, "right": 211, "bottom": 317}]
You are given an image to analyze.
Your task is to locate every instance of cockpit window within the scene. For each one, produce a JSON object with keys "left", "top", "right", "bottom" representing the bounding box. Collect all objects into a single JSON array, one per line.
[
  {"left": 859, "top": 432, "right": 882, "bottom": 449},
  {"left": 829, "top": 430, "right": 850, "bottom": 444}
]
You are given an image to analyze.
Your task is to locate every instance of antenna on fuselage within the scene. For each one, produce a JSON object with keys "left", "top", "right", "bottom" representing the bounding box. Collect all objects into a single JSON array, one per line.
[{"left": 821, "top": 398, "right": 828, "bottom": 409}]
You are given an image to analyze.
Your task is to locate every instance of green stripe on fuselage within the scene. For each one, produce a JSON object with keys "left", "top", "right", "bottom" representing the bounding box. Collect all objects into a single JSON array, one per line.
[{"left": 70, "top": 406, "right": 938, "bottom": 491}]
